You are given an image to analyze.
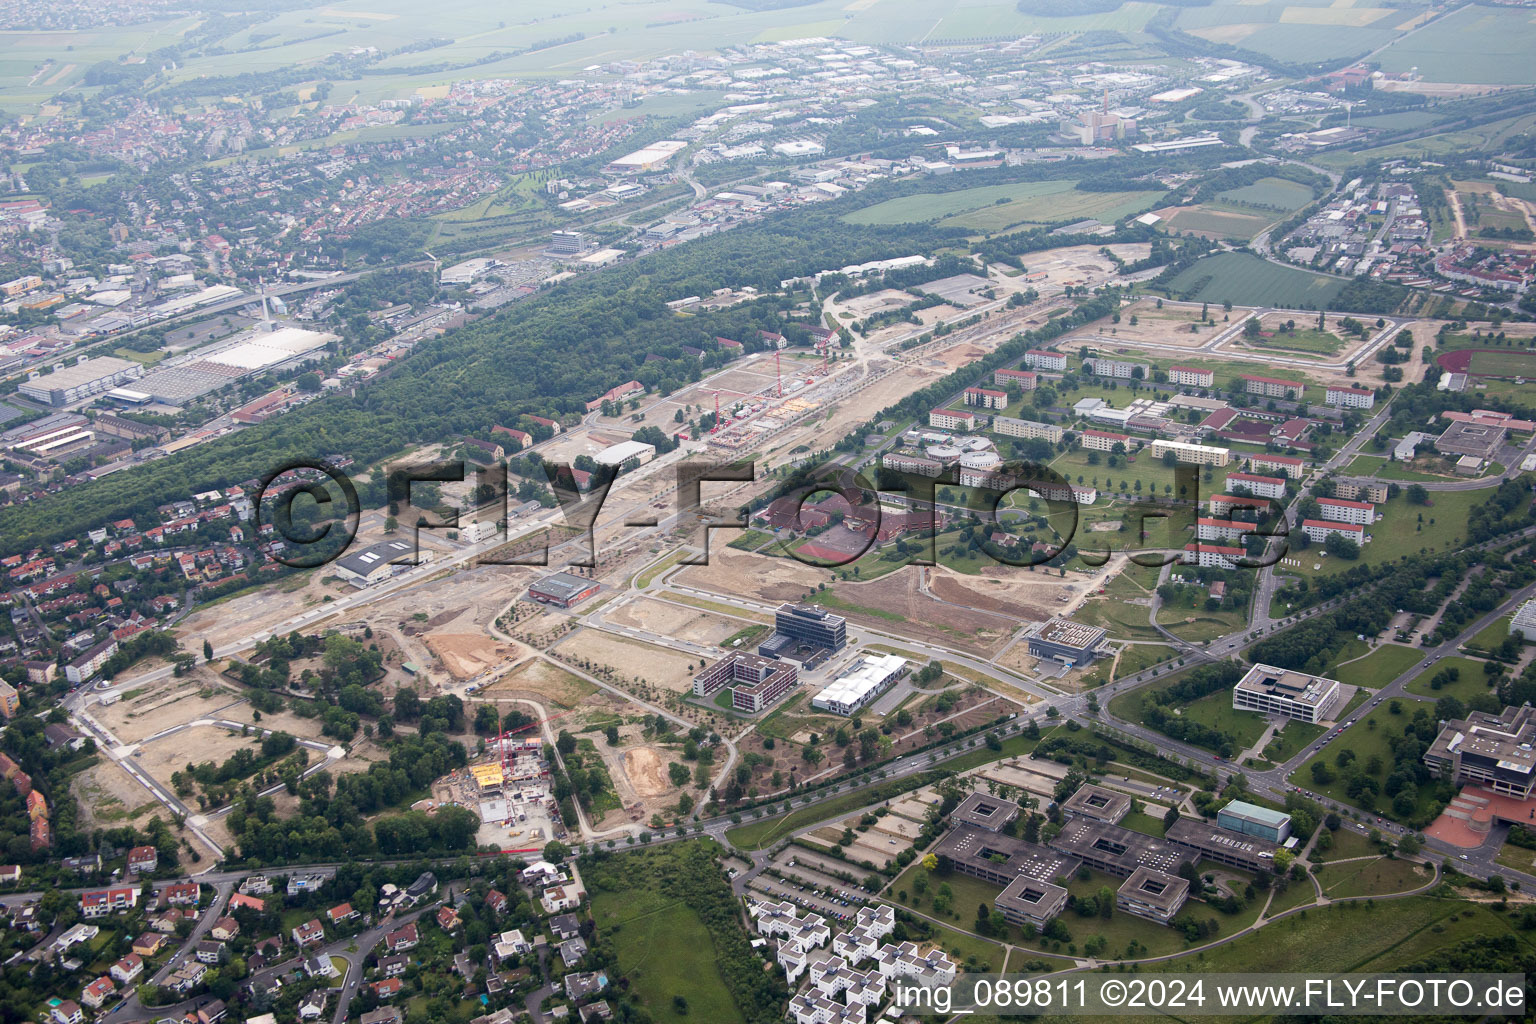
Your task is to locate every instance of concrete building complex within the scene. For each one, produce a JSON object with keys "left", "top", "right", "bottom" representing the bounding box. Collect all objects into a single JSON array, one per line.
[
  {"left": 1217, "top": 800, "right": 1293, "bottom": 843},
  {"left": 1232, "top": 663, "right": 1342, "bottom": 724},
  {"left": 1024, "top": 618, "right": 1106, "bottom": 667},
  {"left": 809, "top": 654, "right": 906, "bottom": 715},
  {"left": 1115, "top": 866, "right": 1190, "bottom": 924},
  {"left": 1424, "top": 704, "right": 1536, "bottom": 799},
  {"left": 760, "top": 604, "right": 847, "bottom": 661},
  {"left": 19, "top": 357, "right": 144, "bottom": 407},
  {"left": 692, "top": 651, "right": 799, "bottom": 713}
]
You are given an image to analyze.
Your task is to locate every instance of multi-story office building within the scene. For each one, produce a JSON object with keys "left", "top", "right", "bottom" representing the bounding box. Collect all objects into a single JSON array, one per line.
[
  {"left": 1217, "top": 800, "right": 1293, "bottom": 843},
  {"left": 759, "top": 604, "right": 847, "bottom": 660},
  {"left": 1024, "top": 618, "right": 1106, "bottom": 667},
  {"left": 1115, "top": 867, "right": 1190, "bottom": 924},
  {"left": 692, "top": 651, "right": 800, "bottom": 713},
  {"left": 1232, "top": 663, "right": 1342, "bottom": 724},
  {"left": 810, "top": 654, "right": 906, "bottom": 715},
  {"left": 1424, "top": 703, "right": 1536, "bottom": 799}
]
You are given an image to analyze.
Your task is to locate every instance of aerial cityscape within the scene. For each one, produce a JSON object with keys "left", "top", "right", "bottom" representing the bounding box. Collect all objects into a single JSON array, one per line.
[{"left": 1, "top": 0, "right": 1536, "bottom": 1021}]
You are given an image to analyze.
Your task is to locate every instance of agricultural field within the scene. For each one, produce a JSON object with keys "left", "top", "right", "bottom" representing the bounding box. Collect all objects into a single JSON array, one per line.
[
  {"left": 1373, "top": 5, "right": 1536, "bottom": 85},
  {"left": 1158, "top": 252, "right": 1345, "bottom": 309},
  {"left": 842, "top": 180, "right": 1162, "bottom": 232}
]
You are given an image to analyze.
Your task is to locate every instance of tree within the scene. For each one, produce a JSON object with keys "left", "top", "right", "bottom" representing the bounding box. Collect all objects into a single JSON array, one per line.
[
  {"left": 605, "top": 725, "right": 620, "bottom": 745},
  {"left": 1405, "top": 484, "right": 1429, "bottom": 505},
  {"left": 543, "top": 840, "right": 569, "bottom": 862},
  {"left": 1164, "top": 805, "right": 1180, "bottom": 830},
  {"left": 203, "top": 639, "right": 213, "bottom": 661}
]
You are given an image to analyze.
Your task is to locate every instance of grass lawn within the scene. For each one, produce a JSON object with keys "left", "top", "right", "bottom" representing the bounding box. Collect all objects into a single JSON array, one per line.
[
  {"left": 1401, "top": 655, "right": 1496, "bottom": 703},
  {"left": 1155, "top": 606, "right": 1248, "bottom": 644},
  {"left": 1262, "top": 719, "right": 1326, "bottom": 764},
  {"left": 1494, "top": 840, "right": 1536, "bottom": 875},
  {"left": 1217, "top": 177, "right": 1315, "bottom": 212},
  {"left": 1317, "top": 637, "right": 1370, "bottom": 674},
  {"left": 1180, "top": 686, "right": 1270, "bottom": 751},
  {"left": 1298, "top": 489, "right": 1485, "bottom": 577},
  {"left": 1080, "top": 642, "right": 1175, "bottom": 687},
  {"left": 1249, "top": 327, "right": 1345, "bottom": 355},
  {"left": 1149, "top": 896, "right": 1536, "bottom": 974},
  {"left": 1121, "top": 809, "right": 1169, "bottom": 838},
  {"left": 1265, "top": 876, "right": 1318, "bottom": 916},
  {"left": 1067, "top": 865, "right": 1260, "bottom": 959},
  {"left": 1292, "top": 703, "right": 1451, "bottom": 826},
  {"left": 590, "top": 874, "right": 742, "bottom": 1024},
  {"left": 1317, "top": 826, "right": 1384, "bottom": 862},
  {"left": 1314, "top": 857, "right": 1430, "bottom": 899},
  {"left": 1463, "top": 614, "right": 1512, "bottom": 655},
  {"left": 635, "top": 548, "right": 685, "bottom": 588},
  {"left": 1328, "top": 644, "right": 1421, "bottom": 689}
]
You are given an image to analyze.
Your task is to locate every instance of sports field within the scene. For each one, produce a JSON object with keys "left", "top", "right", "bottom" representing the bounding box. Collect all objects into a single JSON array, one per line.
[{"left": 1159, "top": 252, "right": 1344, "bottom": 308}]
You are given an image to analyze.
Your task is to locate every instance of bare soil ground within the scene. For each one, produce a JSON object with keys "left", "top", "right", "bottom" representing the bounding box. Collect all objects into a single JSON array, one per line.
[
  {"left": 552, "top": 629, "right": 699, "bottom": 692},
  {"left": 604, "top": 596, "right": 744, "bottom": 646},
  {"left": 925, "top": 564, "right": 1083, "bottom": 622},
  {"left": 424, "top": 632, "right": 525, "bottom": 679},
  {"left": 929, "top": 342, "right": 988, "bottom": 370},
  {"left": 674, "top": 541, "right": 827, "bottom": 603},
  {"left": 73, "top": 759, "right": 162, "bottom": 831},
  {"left": 827, "top": 571, "right": 1017, "bottom": 656},
  {"left": 480, "top": 657, "right": 596, "bottom": 708},
  {"left": 1068, "top": 298, "right": 1231, "bottom": 349},
  {"left": 137, "top": 724, "right": 267, "bottom": 782},
  {"left": 96, "top": 675, "right": 245, "bottom": 744},
  {"left": 839, "top": 289, "right": 917, "bottom": 318},
  {"left": 621, "top": 745, "right": 674, "bottom": 798}
]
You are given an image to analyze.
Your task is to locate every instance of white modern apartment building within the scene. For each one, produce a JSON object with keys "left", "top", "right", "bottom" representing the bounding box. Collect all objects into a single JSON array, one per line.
[
  {"left": 1023, "top": 349, "right": 1068, "bottom": 372},
  {"left": 1316, "top": 497, "right": 1374, "bottom": 525},
  {"left": 1149, "top": 438, "right": 1230, "bottom": 466}
]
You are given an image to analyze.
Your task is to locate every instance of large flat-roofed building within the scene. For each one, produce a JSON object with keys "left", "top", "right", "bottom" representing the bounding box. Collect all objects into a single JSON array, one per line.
[
  {"left": 693, "top": 651, "right": 800, "bottom": 713},
  {"left": 934, "top": 825, "right": 1080, "bottom": 888},
  {"left": 760, "top": 604, "right": 847, "bottom": 661},
  {"left": 593, "top": 439, "right": 656, "bottom": 468},
  {"left": 995, "top": 875, "right": 1070, "bottom": 928},
  {"left": 1115, "top": 866, "right": 1190, "bottom": 924},
  {"left": 1024, "top": 618, "right": 1106, "bottom": 667},
  {"left": 810, "top": 654, "right": 906, "bottom": 715},
  {"left": 1048, "top": 818, "right": 1193, "bottom": 878},
  {"left": 20, "top": 357, "right": 144, "bottom": 407},
  {"left": 334, "top": 540, "right": 429, "bottom": 587},
  {"left": 1217, "top": 800, "right": 1292, "bottom": 843},
  {"left": 1423, "top": 703, "right": 1536, "bottom": 799},
  {"left": 526, "top": 571, "right": 601, "bottom": 609},
  {"left": 1233, "top": 663, "right": 1342, "bottom": 724},
  {"left": 1059, "top": 784, "right": 1131, "bottom": 824},
  {"left": 1435, "top": 419, "right": 1508, "bottom": 461},
  {"left": 1512, "top": 600, "right": 1536, "bottom": 642},
  {"left": 605, "top": 139, "right": 687, "bottom": 174},
  {"left": 1149, "top": 438, "right": 1230, "bottom": 467},
  {"left": 992, "top": 416, "right": 1062, "bottom": 443},
  {"left": 952, "top": 792, "right": 1020, "bottom": 833},
  {"left": 1164, "top": 817, "right": 1278, "bottom": 872}
]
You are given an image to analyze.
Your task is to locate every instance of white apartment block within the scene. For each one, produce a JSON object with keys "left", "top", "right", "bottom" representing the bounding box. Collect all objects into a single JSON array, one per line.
[
  {"left": 1225, "top": 472, "right": 1286, "bottom": 499},
  {"left": 873, "top": 941, "right": 957, "bottom": 986},
  {"left": 994, "top": 368, "right": 1038, "bottom": 390},
  {"left": 831, "top": 905, "right": 895, "bottom": 965},
  {"left": 1316, "top": 497, "right": 1374, "bottom": 525},
  {"left": 928, "top": 408, "right": 976, "bottom": 432},
  {"left": 1081, "top": 429, "right": 1130, "bottom": 452},
  {"left": 1325, "top": 385, "right": 1375, "bottom": 409},
  {"left": 963, "top": 387, "right": 1007, "bottom": 410},
  {"left": 1182, "top": 543, "right": 1245, "bottom": 570},
  {"left": 1241, "top": 374, "right": 1303, "bottom": 399},
  {"left": 1301, "top": 519, "right": 1367, "bottom": 545},
  {"left": 1196, "top": 518, "right": 1248, "bottom": 543},
  {"left": 1333, "top": 478, "right": 1388, "bottom": 503},
  {"left": 1149, "top": 438, "right": 1230, "bottom": 466},
  {"left": 1023, "top": 349, "right": 1067, "bottom": 372},
  {"left": 1168, "top": 365, "right": 1214, "bottom": 388},
  {"left": 992, "top": 416, "right": 1062, "bottom": 443},
  {"left": 1209, "top": 493, "right": 1270, "bottom": 519},
  {"left": 1083, "top": 357, "right": 1148, "bottom": 380},
  {"left": 751, "top": 899, "right": 830, "bottom": 950},
  {"left": 1249, "top": 454, "right": 1305, "bottom": 479},
  {"left": 789, "top": 992, "right": 867, "bottom": 1024}
]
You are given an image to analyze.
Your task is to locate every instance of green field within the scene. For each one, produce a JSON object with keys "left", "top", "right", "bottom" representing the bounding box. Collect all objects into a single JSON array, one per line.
[
  {"left": 1261, "top": 719, "right": 1326, "bottom": 764},
  {"left": 1328, "top": 644, "right": 1422, "bottom": 689},
  {"left": 1292, "top": 703, "right": 1450, "bottom": 824},
  {"left": 1464, "top": 614, "right": 1512, "bottom": 655},
  {"left": 588, "top": 844, "right": 746, "bottom": 1024},
  {"left": 1468, "top": 349, "right": 1536, "bottom": 377},
  {"left": 1218, "top": 177, "right": 1316, "bottom": 212},
  {"left": 1402, "top": 655, "right": 1496, "bottom": 703},
  {"left": 1297, "top": 488, "right": 1486, "bottom": 577},
  {"left": 1160, "top": 252, "right": 1345, "bottom": 309},
  {"left": 1248, "top": 327, "right": 1345, "bottom": 355},
  {"left": 842, "top": 180, "right": 1162, "bottom": 231},
  {"left": 1314, "top": 857, "right": 1431, "bottom": 899}
]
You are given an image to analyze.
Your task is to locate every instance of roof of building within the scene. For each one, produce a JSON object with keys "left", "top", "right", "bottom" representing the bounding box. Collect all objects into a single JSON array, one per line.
[
  {"left": 1219, "top": 800, "right": 1292, "bottom": 829},
  {"left": 529, "top": 571, "right": 597, "bottom": 600},
  {"left": 1059, "top": 783, "right": 1132, "bottom": 822},
  {"left": 1116, "top": 866, "right": 1190, "bottom": 913}
]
